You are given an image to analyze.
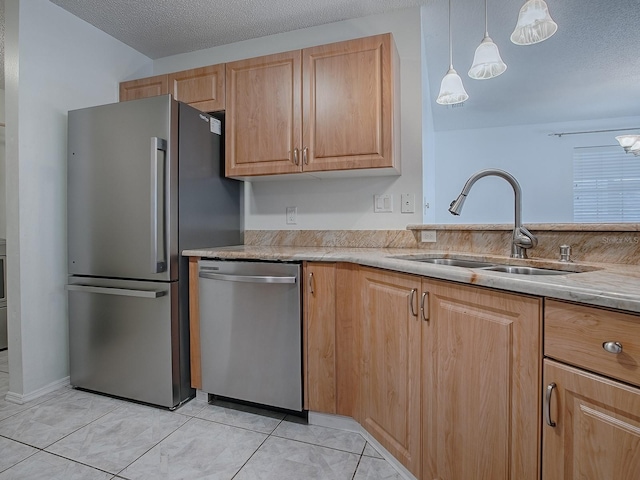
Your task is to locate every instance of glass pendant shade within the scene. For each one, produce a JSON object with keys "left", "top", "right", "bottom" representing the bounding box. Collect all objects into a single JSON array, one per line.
[
  {"left": 511, "top": 0, "right": 558, "bottom": 45},
  {"left": 468, "top": 36, "right": 507, "bottom": 79},
  {"left": 437, "top": 68, "right": 469, "bottom": 105},
  {"left": 615, "top": 135, "right": 640, "bottom": 156}
]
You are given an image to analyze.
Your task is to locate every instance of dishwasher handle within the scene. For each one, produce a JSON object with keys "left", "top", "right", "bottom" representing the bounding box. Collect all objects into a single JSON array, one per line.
[{"left": 199, "top": 271, "right": 297, "bottom": 284}]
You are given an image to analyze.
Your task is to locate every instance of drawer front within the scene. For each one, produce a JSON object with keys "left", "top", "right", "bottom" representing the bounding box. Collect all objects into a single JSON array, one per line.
[{"left": 545, "top": 300, "right": 640, "bottom": 387}]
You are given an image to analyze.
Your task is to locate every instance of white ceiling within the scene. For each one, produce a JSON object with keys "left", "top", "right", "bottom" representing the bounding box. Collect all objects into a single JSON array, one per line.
[{"left": 5, "top": 1, "right": 639, "bottom": 132}]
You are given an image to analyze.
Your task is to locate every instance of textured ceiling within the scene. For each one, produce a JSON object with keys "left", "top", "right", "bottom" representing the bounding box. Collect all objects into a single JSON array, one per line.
[
  {"left": 49, "top": 0, "right": 428, "bottom": 59},
  {"left": 3, "top": 1, "right": 638, "bottom": 131}
]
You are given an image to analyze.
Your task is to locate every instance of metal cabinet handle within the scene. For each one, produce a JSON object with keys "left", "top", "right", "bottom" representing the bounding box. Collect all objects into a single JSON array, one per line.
[
  {"left": 150, "top": 137, "right": 167, "bottom": 273},
  {"left": 293, "top": 148, "right": 299, "bottom": 165},
  {"left": 603, "top": 341, "right": 623, "bottom": 354},
  {"left": 308, "top": 272, "right": 314, "bottom": 294},
  {"left": 409, "top": 289, "right": 417, "bottom": 317},
  {"left": 66, "top": 284, "right": 166, "bottom": 298},
  {"left": 303, "top": 147, "right": 309, "bottom": 165},
  {"left": 545, "top": 382, "right": 557, "bottom": 427},
  {"left": 199, "top": 271, "right": 296, "bottom": 284},
  {"left": 420, "top": 291, "right": 429, "bottom": 321}
]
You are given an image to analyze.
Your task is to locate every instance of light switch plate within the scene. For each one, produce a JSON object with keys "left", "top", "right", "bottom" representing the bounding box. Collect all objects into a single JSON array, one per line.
[{"left": 374, "top": 194, "right": 393, "bottom": 213}]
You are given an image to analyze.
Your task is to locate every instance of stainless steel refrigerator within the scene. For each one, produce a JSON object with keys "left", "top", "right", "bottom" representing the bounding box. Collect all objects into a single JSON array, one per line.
[{"left": 66, "top": 95, "right": 241, "bottom": 409}]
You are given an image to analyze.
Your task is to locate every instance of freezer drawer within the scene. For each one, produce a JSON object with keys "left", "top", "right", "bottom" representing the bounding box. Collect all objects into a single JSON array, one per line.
[
  {"left": 198, "top": 260, "right": 302, "bottom": 411},
  {"left": 67, "top": 277, "right": 183, "bottom": 408}
]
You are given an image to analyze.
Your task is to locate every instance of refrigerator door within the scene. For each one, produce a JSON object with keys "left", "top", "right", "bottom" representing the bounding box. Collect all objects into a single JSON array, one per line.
[
  {"left": 67, "top": 95, "right": 178, "bottom": 282},
  {"left": 68, "top": 276, "right": 182, "bottom": 408}
]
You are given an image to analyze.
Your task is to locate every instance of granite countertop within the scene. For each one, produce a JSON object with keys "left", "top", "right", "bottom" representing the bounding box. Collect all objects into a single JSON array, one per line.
[{"left": 183, "top": 245, "right": 640, "bottom": 314}]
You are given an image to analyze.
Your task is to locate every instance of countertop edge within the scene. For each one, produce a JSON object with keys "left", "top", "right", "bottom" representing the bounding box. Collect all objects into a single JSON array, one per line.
[{"left": 183, "top": 246, "right": 640, "bottom": 314}]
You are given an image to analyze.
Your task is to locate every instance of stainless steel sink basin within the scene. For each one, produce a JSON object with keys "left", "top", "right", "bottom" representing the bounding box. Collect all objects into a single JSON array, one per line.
[
  {"left": 481, "top": 265, "right": 573, "bottom": 275},
  {"left": 413, "top": 258, "right": 496, "bottom": 268}
]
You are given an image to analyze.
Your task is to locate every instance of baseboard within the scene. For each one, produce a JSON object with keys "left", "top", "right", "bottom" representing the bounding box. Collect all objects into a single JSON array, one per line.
[
  {"left": 4, "top": 376, "right": 70, "bottom": 405},
  {"left": 308, "top": 411, "right": 417, "bottom": 480}
]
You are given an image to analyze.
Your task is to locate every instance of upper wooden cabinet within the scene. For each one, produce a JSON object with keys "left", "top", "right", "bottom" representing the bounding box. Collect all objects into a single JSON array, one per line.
[
  {"left": 422, "top": 279, "right": 542, "bottom": 480},
  {"left": 119, "top": 74, "right": 169, "bottom": 102},
  {"left": 225, "top": 51, "right": 303, "bottom": 177},
  {"left": 119, "top": 64, "right": 225, "bottom": 112},
  {"left": 225, "top": 34, "right": 400, "bottom": 178},
  {"left": 168, "top": 64, "right": 225, "bottom": 112}
]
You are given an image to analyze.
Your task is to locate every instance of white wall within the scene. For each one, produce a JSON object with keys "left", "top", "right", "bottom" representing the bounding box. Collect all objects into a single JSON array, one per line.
[
  {"left": 0, "top": 89, "right": 5, "bottom": 238},
  {"left": 154, "top": 8, "right": 424, "bottom": 230},
  {"left": 430, "top": 115, "right": 640, "bottom": 224},
  {"left": 4, "top": 0, "right": 152, "bottom": 399}
]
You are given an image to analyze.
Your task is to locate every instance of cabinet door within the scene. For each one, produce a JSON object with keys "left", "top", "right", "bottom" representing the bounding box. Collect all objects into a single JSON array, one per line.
[
  {"left": 302, "top": 34, "right": 399, "bottom": 173},
  {"left": 225, "top": 51, "right": 302, "bottom": 177},
  {"left": 360, "top": 267, "right": 421, "bottom": 477},
  {"left": 422, "top": 279, "right": 541, "bottom": 480},
  {"left": 168, "top": 64, "right": 225, "bottom": 112},
  {"left": 119, "top": 75, "right": 168, "bottom": 101},
  {"left": 543, "top": 359, "right": 640, "bottom": 480},
  {"left": 304, "top": 262, "right": 336, "bottom": 413}
]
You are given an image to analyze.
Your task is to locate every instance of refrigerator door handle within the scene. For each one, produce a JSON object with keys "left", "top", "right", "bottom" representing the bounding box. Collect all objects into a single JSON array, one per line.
[
  {"left": 199, "top": 271, "right": 297, "bottom": 284},
  {"left": 66, "top": 284, "right": 167, "bottom": 298},
  {"left": 150, "top": 137, "right": 168, "bottom": 274}
]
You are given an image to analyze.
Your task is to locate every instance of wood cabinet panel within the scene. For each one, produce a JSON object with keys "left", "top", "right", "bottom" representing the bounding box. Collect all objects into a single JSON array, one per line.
[
  {"left": 360, "top": 267, "right": 421, "bottom": 477},
  {"left": 168, "top": 64, "right": 225, "bottom": 112},
  {"left": 543, "top": 359, "right": 640, "bottom": 480},
  {"left": 304, "top": 262, "right": 337, "bottom": 413},
  {"left": 119, "top": 75, "right": 168, "bottom": 102},
  {"left": 545, "top": 299, "right": 640, "bottom": 387},
  {"left": 422, "top": 279, "right": 541, "bottom": 480},
  {"left": 225, "top": 51, "right": 302, "bottom": 177},
  {"left": 188, "top": 256, "right": 202, "bottom": 389},
  {"left": 302, "top": 34, "right": 398, "bottom": 172}
]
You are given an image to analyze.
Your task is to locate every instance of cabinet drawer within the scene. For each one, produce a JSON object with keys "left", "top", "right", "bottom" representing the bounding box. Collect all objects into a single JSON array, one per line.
[{"left": 545, "top": 300, "right": 640, "bottom": 387}]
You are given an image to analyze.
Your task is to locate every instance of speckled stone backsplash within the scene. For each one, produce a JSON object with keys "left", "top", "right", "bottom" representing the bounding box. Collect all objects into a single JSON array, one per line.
[{"left": 244, "top": 224, "right": 640, "bottom": 265}]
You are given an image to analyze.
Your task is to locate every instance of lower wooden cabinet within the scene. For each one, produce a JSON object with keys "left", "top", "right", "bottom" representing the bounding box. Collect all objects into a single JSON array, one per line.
[
  {"left": 359, "top": 267, "right": 422, "bottom": 477},
  {"left": 422, "top": 279, "right": 542, "bottom": 480},
  {"left": 304, "top": 262, "right": 337, "bottom": 413},
  {"left": 542, "top": 359, "right": 640, "bottom": 479}
]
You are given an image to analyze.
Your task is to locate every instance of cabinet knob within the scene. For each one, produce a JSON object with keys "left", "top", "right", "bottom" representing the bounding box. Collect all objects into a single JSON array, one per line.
[{"left": 602, "top": 341, "right": 623, "bottom": 354}]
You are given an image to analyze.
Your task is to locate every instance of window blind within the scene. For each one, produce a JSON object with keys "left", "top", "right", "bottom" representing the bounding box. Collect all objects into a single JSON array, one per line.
[{"left": 573, "top": 146, "right": 640, "bottom": 222}]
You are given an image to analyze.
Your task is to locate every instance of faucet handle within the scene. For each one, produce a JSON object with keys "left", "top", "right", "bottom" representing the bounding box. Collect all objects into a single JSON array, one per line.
[{"left": 515, "top": 226, "right": 538, "bottom": 249}]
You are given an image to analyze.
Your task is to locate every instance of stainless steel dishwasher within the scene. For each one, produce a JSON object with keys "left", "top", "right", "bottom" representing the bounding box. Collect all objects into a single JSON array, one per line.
[{"left": 198, "top": 259, "right": 302, "bottom": 411}]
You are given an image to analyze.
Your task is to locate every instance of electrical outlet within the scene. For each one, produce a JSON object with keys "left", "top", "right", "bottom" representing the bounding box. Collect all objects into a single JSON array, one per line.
[
  {"left": 421, "top": 231, "right": 437, "bottom": 243},
  {"left": 286, "top": 206, "right": 297, "bottom": 224}
]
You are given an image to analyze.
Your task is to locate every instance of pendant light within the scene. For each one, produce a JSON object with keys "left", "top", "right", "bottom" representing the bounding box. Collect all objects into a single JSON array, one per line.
[
  {"left": 468, "top": 0, "right": 507, "bottom": 79},
  {"left": 616, "top": 135, "right": 640, "bottom": 156},
  {"left": 511, "top": 0, "right": 558, "bottom": 45},
  {"left": 437, "top": 0, "right": 468, "bottom": 105}
]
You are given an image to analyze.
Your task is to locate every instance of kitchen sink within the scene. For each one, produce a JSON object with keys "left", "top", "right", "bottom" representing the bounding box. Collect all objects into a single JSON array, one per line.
[
  {"left": 391, "top": 255, "right": 584, "bottom": 275},
  {"left": 411, "top": 258, "right": 496, "bottom": 268},
  {"left": 481, "top": 265, "right": 573, "bottom": 276}
]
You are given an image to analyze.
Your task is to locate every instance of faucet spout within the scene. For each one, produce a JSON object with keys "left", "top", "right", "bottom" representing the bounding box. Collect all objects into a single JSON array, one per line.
[{"left": 448, "top": 169, "right": 537, "bottom": 259}]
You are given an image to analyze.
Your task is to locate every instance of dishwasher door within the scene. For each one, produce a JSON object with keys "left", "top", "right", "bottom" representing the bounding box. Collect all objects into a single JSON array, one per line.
[{"left": 198, "top": 260, "right": 302, "bottom": 411}]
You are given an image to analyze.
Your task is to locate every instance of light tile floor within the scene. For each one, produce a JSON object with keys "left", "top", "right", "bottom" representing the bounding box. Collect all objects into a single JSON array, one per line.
[{"left": 0, "top": 359, "right": 404, "bottom": 480}]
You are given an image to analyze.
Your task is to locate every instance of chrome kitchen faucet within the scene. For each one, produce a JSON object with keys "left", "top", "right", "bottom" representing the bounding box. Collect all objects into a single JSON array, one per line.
[{"left": 449, "top": 169, "right": 538, "bottom": 259}]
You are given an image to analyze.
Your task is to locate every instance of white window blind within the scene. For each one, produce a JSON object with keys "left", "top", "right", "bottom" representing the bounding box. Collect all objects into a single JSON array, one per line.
[{"left": 573, "top": 146, "right": 640, "bottom": 222}]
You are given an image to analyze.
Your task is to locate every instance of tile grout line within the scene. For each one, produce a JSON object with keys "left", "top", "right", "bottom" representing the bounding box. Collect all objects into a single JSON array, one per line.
[
  {"left": 229, "top": 414, "right": 284, "bottom": 479},
  {"left": 113, "top": 412, "right": 194, "bottom": 478}
]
